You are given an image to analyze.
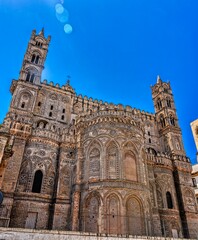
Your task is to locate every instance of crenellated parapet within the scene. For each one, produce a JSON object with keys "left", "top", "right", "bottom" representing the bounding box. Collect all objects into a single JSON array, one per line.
[
  {"left": 42, "top": 79, "right": 75, "bottom": 95},
  {"left": 173, "top": 154, "right": 191, "bottom": 173},
  {"left": 73, "top": 93, "right": 155, "bottom": 121},
  {"left": 146, "top": 149, "right": 173, "bottom": 169}
]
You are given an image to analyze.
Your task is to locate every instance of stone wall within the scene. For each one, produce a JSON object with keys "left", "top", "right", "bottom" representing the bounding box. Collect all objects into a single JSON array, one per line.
[{"left": 0, "top": 227, "right": 187, "bottom": 240}]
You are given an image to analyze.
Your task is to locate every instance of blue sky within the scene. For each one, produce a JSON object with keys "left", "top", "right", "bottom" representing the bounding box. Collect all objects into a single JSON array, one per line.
[{"left": 0, "top": 0, "right": 197, "bottom": 163}]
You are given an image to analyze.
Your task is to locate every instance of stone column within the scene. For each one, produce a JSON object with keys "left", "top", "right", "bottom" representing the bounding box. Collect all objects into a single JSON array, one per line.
[{"left": 71, "top": 144, "right": 83, "bottom": 231}]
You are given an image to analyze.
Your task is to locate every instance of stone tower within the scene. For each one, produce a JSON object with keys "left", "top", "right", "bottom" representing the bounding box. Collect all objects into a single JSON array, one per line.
[
  {"left": 151, "top": 76, "right": 185, "bottom": 156},
  {"left": 151, "top": 77, "right": 197, "bottom": 238},
  {"left": 19, "top": 28, "right": 51, "bottom": 84}
]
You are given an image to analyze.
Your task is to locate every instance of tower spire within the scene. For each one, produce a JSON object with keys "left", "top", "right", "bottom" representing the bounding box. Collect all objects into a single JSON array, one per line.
[
  {"left": 157, "top": 75, "right": 162, "bottom": 84},
  {"left": 39, "top": 27, "right": 45, "bottom": 36}
]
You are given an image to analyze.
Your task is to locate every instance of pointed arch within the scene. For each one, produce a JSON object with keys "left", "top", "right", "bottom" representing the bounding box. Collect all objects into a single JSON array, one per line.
[
  {"left": 89, "top": 147, "right": 100, "bottom": 180},
  {"left": 35, "top": 55, "right": 40, "bottom": 64},
  {"left": 123, "top": 141, "right": 139, "bottom": 155},
  {"left": 169, "top": 114, "right": 175, "bottom": 126},
  {"left": 32, "top": 170, "right": 43, "bottom": 193},
  {"left": 106, "top": 193, "right": 121, "bottom": 234},
  {"left": 166, "top": 97, "right": 171, "bottom": 108},
  {"left": 84, "top": 191, "right": 101, "bottom": 233},
  {"left": 166, "top": 191, "right": 173, "bottom": 209},
  {"left": 160, "top": 114, "right": 166, "bottom": 128},
  {"left": 106, "top": 140, "right": 119, "bottom": 179},
  {"left": 123, "top": 151, "right": 137, "bottom": 181},
  {"left": 25, "top": 67, "right": 38, "bottom": 83},
  {"left": 31, "top": 54, "right": 36, "bottom": 63},
  {"left": 87, "top": 139, "right": 102, "bottom": 181},
  {"left": 157, "top": 98, "right": 162, "bottom": 109},
  {"left": 126, "top": 196, "right": 145, "bottom": 235}
]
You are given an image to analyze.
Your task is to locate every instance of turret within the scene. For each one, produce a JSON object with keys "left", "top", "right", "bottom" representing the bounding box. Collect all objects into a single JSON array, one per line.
[
  {"left": 151, "top": 76, "right": 185, "bottom": 155},
  {"left": 19, "top": 28, "right": 51, "bottom": 84}
]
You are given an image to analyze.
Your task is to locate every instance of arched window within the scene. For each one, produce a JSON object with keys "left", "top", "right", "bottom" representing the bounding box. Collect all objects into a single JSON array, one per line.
[
  {"left": 157, "top": 98, "right": 162, "bottom": 109},
  {"left": 127, "top": 198, "right": 145, "bottom": 235},
  {"left": 30, "top": 73, "right": 35, "bottom": 83},
  {"left": 192, "top": 178, "right": 197, "bottom": 187},
  {"left": 26, "top": 71, "right": 35, "bottom": 83},
  {"left": 170, "top": 115, "right": 175, "bottom": 126},
  {"left": 160, "top": 115, "right": 166, "bottom": 128},
  {"left": 35, "top": 55, "right": 40, "bottom": 64},
  {"left": 89, "top": 148, "right": 100, "bottom": 180},
  {"left": 31, "top": 54, "right": 36, "bottom": 63},
  {"left": 167, "top": 98, "right": 171, "bottom": 108},
  {"left": 123, "top": 152, "right": 137, "bottom": 181},
  {"left": 21, "top": 102, "right": 25, "bottom": 108},
  {"left": 107, "top": 143, "right": 119, "bottom": 179},
  {"left": 166, "top": 191, "right": 173, "bottom": 209},
  {"left": 26, "top": 72, "right": 31, "bottom": 81},
  {"left": 85, "top": 196, "right": 100, "bottom": 232},
  {"left": 32, "top": 170, "right": 43, "bottom": 193}
]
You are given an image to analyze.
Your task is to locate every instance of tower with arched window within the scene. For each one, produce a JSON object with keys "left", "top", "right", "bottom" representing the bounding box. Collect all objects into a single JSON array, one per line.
[
  {"left": 19, "top": 28, "right": 51, "bottom": 84},
  {"left": 151, "top": 76, "right": 185, "bottom": 156}
]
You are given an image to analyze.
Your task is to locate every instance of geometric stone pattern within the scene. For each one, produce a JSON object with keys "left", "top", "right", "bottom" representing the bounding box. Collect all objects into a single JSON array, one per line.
[{"left": 0, "top": 29, "right": 198, "bottom": 238}]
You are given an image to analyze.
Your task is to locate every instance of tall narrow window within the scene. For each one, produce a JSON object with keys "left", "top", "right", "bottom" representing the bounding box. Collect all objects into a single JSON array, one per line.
[
  {"left": 50, "top": 105, "right": 53, "bottom": 110},
  {"left": 157, "top": 98, "right": 162, "bottom": 109},
  {"left": 62, "top": 108, "right": 65, "bottom": 113},
  {"left": 35, "top": 55, "right": 40, "bottom": 64},
  {"left": 192, "top": 178, "right": 197, "bottom": 187},
  {"left": 26, "top": 72, "right": 31, "bottom": 81},
  {"left": 61, "top": 115, "right": 65, "bottom": 120},
  {"left": 31, "top": 54, "right": 36, "bottom": 63},
  {"left": 170, "top": 115, "right": 175, "bottom": 126},
  {"left": 149, "top": 138, "right": 151, "bottom": 143},
  {"left": 38, "top": 102, "right": 41, "bottom": 107},
  {"left": 32, "top": 170, "right": 43, "bottom": 193},
  {"left": 49, "top": 112, "right": 52, "bottom": 117},
  {"left": 21, "top": 102, "right": 25, "bottom": 108},
  {"left": 167, "top": 99, "right": 171, "bottom": 108},
  {"left": 30, "top": 73, "right": 35, "bottom": 83},
  {"left": 166, "top": 191, "right": 173, "bottom": 209},
  {"left": 160, "top": 115, "right": 166, "bottom": 128}
]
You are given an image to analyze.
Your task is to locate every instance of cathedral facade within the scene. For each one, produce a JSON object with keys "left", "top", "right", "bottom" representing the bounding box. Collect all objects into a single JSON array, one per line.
[{"left": 0, "top": 29, "right": 198, "bottom": 238}]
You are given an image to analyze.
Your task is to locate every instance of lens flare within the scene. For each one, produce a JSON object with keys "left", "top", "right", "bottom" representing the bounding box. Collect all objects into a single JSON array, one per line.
[
  {"left": 64, "top": 24, "right": 73, "bottom": 34},
  {"left": 56, "top": 9, "right": 69, "bottom": 23},
  {"left": 55, "top": 3, "right": 64, "bottom": 14}
]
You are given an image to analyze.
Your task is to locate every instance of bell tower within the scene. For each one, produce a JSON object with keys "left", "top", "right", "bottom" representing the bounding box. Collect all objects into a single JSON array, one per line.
[
  {"left": 151, "top": 76, "right": 185, "bottom": 156},
  {"left": 19, "top": 28, "right": 51, "bottom": 84}
]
